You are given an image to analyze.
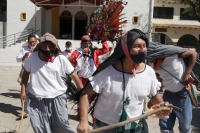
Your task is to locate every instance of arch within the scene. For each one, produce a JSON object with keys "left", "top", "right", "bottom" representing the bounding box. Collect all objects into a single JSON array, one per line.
[
  {"left": 75, "top": 11, "right": 87, "bottom": 40},
  {"left": 177, "top": 34, "right": 199, "bottom": 48},
  {"left": 59, "top": 10, "right": 72, "bottom": 39},
  {"left": 152, "top": 33, "right": 173, "bottom": 45},
  {"left": 60, "top": 10, "right": 72, "bottom": 18},
  {"left": 75, "top": 11, "right": 87, "bottom": 18}
]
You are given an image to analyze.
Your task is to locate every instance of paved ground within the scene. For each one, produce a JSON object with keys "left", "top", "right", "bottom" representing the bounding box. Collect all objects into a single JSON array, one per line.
[{"left": 1, "top": 66, "right": 200, "bottom": 133}]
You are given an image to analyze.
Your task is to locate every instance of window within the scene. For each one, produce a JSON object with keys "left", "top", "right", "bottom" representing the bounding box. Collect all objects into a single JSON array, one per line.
[
  {"left": 155, "top": 28, "right": 167, "bottom": 32},
  {"left": 132, "top": 16, "right": 138, "bottom": 24},
  {"left": 21, "top": 13, "right": 27, "bottom": 21},
  {"left": 0, "top": 0, "right": 7, "bottom": 21},
  {"left": 153, "top": 7, "right": 174, "bottom": 19},
  {"left": 180, "top": 8, "right": 197, "bottom": 20},
  {"left": 60, "top": 11, "right": 72, "bottom": 18}
]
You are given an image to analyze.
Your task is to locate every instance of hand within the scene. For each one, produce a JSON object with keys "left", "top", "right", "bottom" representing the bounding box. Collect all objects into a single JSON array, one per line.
[
  {"left": 150, "top": 102, "right": 172, "bottom": 119},
  {"left": 83, "top": 48, "right": 90, "bottom": 54},
  {"left": 22, "top": 52, "right": 30, "bottom": 61},
  {"left": 158, "top": 102, "right": 172, "bottom": 119},
  {"left": 29, "top": 47, "right": 34, "bottom": 53},
  {"left": 24, "top": 52, "right": 30, "bottom": 58},
  {"left": 183, "top": 73, "right": 194, "bottom": 87},
  {"left": 20, "top": 89, "right": 26, "bottom": 102},
  {"left": 77, "top": 120, "right": 90, "bottom": 133}
]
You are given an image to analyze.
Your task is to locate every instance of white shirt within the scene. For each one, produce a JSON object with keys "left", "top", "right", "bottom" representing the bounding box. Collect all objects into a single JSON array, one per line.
[
  {"left": 16, "top": 46, "right": 31, "bottom": 63},
  {"left": 62, "top": 50, "right": 74, "bottom": 59},
  {"left": 158, "top": 55, "right": 186, "bottom": 92},
  {"left": 23, "top": 51, "right": 74, "bottom": 98},
  {"left": 75, "top": 48, "right": 96, "bottom": 78},
  {"left": 89, "top": 64, "right": 160, "bottom": 124}
]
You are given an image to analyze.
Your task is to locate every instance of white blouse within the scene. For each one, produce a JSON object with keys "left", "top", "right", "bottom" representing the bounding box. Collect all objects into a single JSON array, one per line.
[{"left": 89, "top": 64, "right": 161, "bottom": 124}]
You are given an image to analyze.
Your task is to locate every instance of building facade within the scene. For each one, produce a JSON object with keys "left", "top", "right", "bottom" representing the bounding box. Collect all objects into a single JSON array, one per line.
[
  {"left": 1, "top": 0, "right": 199, "bottom": 51},
  {"left": 152, "top": 0, "right": 200, "bottom": 52},
  {"left": 0, "top": 0, "right": 153, "bottom": 48}
]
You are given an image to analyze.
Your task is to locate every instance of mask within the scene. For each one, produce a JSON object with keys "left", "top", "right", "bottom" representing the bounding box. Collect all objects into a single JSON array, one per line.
[
  {"left": 130, "top": 51, "right": 147, "bottom": 64},
  {"left": 66, "top": 47, "right": 72, "bottom": 51},
  {"left": 40, "top": 49, "right": 54, "bottom": 57}
]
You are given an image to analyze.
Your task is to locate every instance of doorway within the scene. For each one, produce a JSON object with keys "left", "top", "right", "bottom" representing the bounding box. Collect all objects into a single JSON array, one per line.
[
  {"left": 59, "top": 10, "right": 72, "bottom": 39},
  {"left": 75, "top": 11, "right": 87, "bottom": 40}
]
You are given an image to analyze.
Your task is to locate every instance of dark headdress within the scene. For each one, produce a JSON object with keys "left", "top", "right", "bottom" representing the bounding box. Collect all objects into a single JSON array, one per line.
[{"left": 93, "top": 28, "right": 149, "bottom": 76}]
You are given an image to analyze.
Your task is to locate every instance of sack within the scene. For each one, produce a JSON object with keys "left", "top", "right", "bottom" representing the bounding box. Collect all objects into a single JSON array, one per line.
[
  {"left": 117, "top": 108, "right": 145, "bottom": 133},
  {"left": 187, "top": 84, "right": 198, "bottom": 108},
  {"left": 17, "top": 68, "right": 24, "bottom": 83}
]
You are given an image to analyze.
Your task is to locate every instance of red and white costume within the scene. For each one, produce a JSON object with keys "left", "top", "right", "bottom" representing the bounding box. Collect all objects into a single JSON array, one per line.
[{"left": 70, "top": 41, "right": 108, "bottom": 86}]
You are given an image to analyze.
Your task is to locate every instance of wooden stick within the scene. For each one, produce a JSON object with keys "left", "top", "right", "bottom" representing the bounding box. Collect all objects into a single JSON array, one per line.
[
  {"left": 89, "top": 104, "right": 181, "bottom": 133},
  {"left": 17, "top": 101, "right": 25, "bottom": 133}
]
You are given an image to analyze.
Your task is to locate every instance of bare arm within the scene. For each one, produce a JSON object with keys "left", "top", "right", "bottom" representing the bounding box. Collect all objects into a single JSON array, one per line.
[
  {"left": 70, "top": 72, "right": 83, "bottom": 89},
  {"left": 180, "top": 50, "right": 198, "bottom": 85},
  {"left": 77, "top": 83, "right": 97, "bottom": 133},
  {"left": 148, "top": 93, "right": 164, "bottom": 108},
  {"left": 147, "top": 93, "right": 172, "bottom": 118},
  {"left": 20, "top": 69, "right": 30, "bottom": 102},
  {"left": 94, "top": 41, "right": 109, "bottom": 56}
]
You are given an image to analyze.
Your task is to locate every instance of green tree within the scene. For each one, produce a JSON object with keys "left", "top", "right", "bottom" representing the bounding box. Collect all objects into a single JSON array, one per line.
[{"left": 181, "top": 0, "right": 200, "bottom": 22}]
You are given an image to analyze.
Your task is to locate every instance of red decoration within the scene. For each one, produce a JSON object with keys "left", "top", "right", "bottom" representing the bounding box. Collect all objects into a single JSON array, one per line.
[{"left": 87, "top": 0, "right": 127, "bottom": 42}]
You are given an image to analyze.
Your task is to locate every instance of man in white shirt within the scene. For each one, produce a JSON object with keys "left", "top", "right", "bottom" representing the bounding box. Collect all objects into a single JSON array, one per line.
[
  {"left": 147, "top": 42, "right": 198, "bottom": 133},
  {"left": 16, "top": 34, "right": 38, "bottom": 118},
  {"left": 16, "top": 34, "right": 38, "bottom": 63},
  {"left": 20, "top": 33, "right": 83, "bottom": 133},
  {"left": 62, "top": 41, "right": 74, "bottom": 59}
]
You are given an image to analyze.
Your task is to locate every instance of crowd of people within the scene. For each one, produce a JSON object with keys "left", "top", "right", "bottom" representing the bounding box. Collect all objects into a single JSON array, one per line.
[{"left": 15, "top": 29, "right": 198, "bottom": 133}]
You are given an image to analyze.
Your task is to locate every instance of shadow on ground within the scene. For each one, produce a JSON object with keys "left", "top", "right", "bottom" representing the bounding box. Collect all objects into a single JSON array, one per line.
[
  {"left": 8, "top": 89, "right": 20, "bottom": 92},
  {"left": 0, "top": 103, "right": 21, "bottom": 117},
  {"left": 0, "top": 92, "right": 20, "bottom": 99},
  {"left": 0, "top": 130, "right": 18, "bottom": 133}
]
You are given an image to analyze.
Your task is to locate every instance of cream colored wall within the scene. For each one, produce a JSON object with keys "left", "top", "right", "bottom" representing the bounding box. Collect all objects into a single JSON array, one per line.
[
  {"left": 44, "top": 9, "right": 52, "bottom": 34},
  {"left": 153, "top": 2, "right": 200, "bottom": 43},
  {"left": 152, "top": 27, "right": 199, "bottom": 42},
  {"left": 153, "top": 2, "right": 199, "bottom": 25}
]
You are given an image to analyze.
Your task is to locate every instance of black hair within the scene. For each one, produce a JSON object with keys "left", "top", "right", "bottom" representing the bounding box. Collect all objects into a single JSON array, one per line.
[
  {"left": 28, "top": 34, "right": 37, "bottom": 40},
  {"left": 65, "top": 41, "right": 72, "bottom": 46}
]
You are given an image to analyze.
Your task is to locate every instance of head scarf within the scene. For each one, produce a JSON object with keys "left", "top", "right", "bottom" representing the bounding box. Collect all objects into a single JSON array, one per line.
[
  {"left": 34, "top": 33, "right": 62, "bottom": 55},
  {"left": 93, "top": 29, "right": 149, "bottom": 76},
  {"left": 147, "top": 42, "right": 187, "bottom": 59},
  {"left": 147, "top": 41, "right": 200, "bottom": 86}
]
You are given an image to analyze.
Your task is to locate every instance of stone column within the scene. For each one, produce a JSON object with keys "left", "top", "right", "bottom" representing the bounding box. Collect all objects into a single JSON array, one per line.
[
  {"left": 0, "top": 22, "right": 3, "bottom": 48},
  {"left": 87, "top": 15, "right": 90, "bottom": 25},
  {"left": 72, "top": 15, "right": 75, "bottom": 40}
]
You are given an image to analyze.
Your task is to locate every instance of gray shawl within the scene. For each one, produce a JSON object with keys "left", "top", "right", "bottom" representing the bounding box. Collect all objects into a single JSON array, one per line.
[{"left": 147, "top": 42, "right": 200, "bottom": 88}]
